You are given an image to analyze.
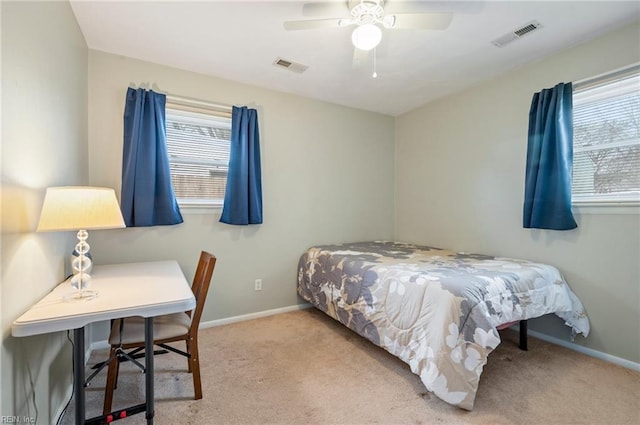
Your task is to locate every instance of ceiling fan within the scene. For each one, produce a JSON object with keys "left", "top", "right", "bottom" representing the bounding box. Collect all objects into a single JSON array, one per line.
[{"left": 283, "top": 0, "right": 454, "bottom": 52}]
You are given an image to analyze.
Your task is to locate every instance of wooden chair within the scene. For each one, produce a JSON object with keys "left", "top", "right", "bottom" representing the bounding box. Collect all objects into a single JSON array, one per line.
[{"left": 103, "top": 251, "right": 216, "bottom": 414}]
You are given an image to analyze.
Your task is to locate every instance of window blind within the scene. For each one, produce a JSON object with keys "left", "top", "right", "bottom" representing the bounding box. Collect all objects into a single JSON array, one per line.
[
  {"left": 572, "top": 66, "right": 640, "bottom": 204},
  {"left": 165, "top": 107, "right": 231, "bottom": 204}
]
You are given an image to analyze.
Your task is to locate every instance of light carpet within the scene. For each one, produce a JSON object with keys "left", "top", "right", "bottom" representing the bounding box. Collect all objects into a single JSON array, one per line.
[{"left": 61, "top": 308, "right": 640, "bottom": 425}]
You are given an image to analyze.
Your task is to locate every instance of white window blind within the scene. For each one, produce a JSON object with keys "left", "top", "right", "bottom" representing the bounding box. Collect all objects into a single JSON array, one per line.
[
  {"left": 165, "top": 104, "right": 231, "bottom": 206},
  {"left": 572, "top": 65, "right": 640, "bottom": 205}
]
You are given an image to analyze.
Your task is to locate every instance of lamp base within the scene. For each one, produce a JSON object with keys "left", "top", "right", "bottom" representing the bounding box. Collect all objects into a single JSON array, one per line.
[
  {"left": 68, "top": 229, "right": 96, "bottom": 301},
  {"left": 63, "top": 290, "right": 99, "bottom": 302}
]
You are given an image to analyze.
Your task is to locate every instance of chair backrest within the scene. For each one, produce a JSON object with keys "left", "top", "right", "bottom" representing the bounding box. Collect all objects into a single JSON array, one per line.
[{"left": 188, "top": 251, "right": 216, "bottom": 335}]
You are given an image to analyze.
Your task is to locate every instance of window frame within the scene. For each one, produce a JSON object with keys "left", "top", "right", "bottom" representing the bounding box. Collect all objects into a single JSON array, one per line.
[
  {"left": 571, "top": 63, "right": 640, "bottom": 211},
  {"left": 165, "top": 99, "right": 232, "bottom": 210}
]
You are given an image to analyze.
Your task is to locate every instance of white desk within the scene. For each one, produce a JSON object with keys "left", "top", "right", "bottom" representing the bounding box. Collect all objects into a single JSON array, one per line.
[{"left": 12, "top": 260, "right": 196, "bottom": 425}]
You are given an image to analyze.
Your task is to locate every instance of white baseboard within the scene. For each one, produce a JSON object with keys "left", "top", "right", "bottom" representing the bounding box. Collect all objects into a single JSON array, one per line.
[
  {"left": 524, "top": 327, "right": 640, "bottom": 372},
  {"left": 199, "top": 303, "right": 313, "bottom": 329},
  {"left": 202, "top": 307, "right": 640, "bottom": 372},
  {"left": 87, "top": 303, "right": 314, "bottom": 354},
  {"left": 91, "top": 339, "right": 111, "bottom": 352},
  {"left": 85, "top": 346, "right": 94, "bottom": 364},
  {"left": 87, "top": 304, "right": 639, "bottom": 373}
]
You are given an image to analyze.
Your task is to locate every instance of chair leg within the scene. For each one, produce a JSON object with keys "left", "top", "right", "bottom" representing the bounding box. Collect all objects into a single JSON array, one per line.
[
  {"left": 186, "top": 339, "right": 192, "bottom": 373},
  {"left": 103, "top": 347, "right": 119, "bottom": 415},
  {"left": 189, "top": 336, "right": 202, "bottom": 400}
]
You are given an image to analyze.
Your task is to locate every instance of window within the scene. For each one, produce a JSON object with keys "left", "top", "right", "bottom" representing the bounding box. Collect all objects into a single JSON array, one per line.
[
  {"left": 572, "top": 64, "right": 640, "bottom": 206},
  {"left": 165, "top": 101, "right": 231, "bottom": 207}
]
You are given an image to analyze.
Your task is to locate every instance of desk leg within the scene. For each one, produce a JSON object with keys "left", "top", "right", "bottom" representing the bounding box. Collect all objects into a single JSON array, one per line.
[
  {"left": 73, "top": 327, "right": 85, "bottom": 425},
  {"left": 145, "top": 317, "right": 155, "bottom": 424}
]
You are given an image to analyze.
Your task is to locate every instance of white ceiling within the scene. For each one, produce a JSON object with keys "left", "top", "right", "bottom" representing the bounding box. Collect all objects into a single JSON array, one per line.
[{"left": 70, "top": 0, "right": 639, "bottom": 116}]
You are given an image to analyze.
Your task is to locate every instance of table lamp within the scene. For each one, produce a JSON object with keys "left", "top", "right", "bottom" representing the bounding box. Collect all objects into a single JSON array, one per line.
[{"left": 37, "top": 186, "right": 126, "bottom": 300}]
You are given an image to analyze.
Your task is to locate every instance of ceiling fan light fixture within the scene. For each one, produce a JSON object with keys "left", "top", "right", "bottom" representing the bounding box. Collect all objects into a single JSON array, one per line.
[{"left": 351, "top": 23, "right": 382, "bottom": 51}]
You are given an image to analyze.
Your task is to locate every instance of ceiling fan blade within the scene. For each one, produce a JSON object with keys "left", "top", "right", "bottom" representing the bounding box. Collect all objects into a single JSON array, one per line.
[
  {"left": 388, "top": 12, "right": 453, "bottom": 30},
  {"left": 385, "top": 1, "right": 484, "bottom": 15},
  {"left": 302, "top": 1, "right": 350, "bottom": 17},
  {"left": 283, "top": 18, "right": 344, "bottom": 31}
]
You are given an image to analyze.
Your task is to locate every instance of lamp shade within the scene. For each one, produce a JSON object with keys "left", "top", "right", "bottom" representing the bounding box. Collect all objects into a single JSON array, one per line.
[{"left": 37, "top": 187, "right": 126, "bottom": 232}]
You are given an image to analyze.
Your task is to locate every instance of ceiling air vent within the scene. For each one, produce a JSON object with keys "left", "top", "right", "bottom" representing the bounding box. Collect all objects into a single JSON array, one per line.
[
  {"left": 273, "top": 57, "right": 309, "bottom": 74},
  {"left": 491, "top": 20, "right": 543, "bottom": 47}
]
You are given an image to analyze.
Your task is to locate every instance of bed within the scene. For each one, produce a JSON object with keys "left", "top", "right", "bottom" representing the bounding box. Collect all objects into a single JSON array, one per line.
[{"left": 297, "top": 241, "right": 589, "bottom": 410}]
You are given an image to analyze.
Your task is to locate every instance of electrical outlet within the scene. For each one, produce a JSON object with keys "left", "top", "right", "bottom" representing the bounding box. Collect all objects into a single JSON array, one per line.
[{"left": 254, "top": 279, "right": 263, "bottom": 291}]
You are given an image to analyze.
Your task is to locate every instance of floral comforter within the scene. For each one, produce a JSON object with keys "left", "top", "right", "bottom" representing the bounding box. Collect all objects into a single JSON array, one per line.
[{"left": 297, "top": 241, "right": 590, "bottom": 410}]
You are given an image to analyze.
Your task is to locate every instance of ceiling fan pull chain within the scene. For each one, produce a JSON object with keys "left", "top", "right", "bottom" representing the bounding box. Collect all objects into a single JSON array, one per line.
[{"left": 372, "top": 47, "right": 378, "bottom": 79}]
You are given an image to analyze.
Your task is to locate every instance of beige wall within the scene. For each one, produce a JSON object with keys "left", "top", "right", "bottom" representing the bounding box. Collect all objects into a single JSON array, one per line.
[
  {"left": 395, "top": 22, "right": 640, "bottom": 363},
  {"left": 1, "top": 1, "right": 88, "bottom": 423},
  {"left": 86, "top": 51, "right": 395, "bottom": 338}
]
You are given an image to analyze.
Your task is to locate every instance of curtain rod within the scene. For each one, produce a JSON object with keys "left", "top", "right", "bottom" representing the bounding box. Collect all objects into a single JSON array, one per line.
[
  {"left": 165, "top": 93, "right": 233, "bottom": 112},
  {"left": 573, "top": 62, "right": 639, "bottom": 91},
  {"left": 129, "top": 83, "right": 234, "bottom": 114},
  {"left": 130, "top": 84, "right": 232, "bottom": 111}
]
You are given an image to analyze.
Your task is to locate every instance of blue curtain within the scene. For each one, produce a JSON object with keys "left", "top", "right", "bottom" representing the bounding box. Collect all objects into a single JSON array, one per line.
[
  {"left": 220, "top": 106, "right": 263, "bottom": 225},
  {"left": 523, "top": 82, "right": 577, "bottom": 230},
  {"left": 120, "top": 88, "right": 183, "bottom": 227}
]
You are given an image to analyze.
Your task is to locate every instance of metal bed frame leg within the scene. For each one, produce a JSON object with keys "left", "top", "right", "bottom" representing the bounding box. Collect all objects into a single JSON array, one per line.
[{"left": 519, "top": 320, "right": 528, "bottom": 351}]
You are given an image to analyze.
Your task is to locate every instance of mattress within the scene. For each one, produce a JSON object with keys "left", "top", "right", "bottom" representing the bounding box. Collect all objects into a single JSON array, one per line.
[{"left": 297, "top": 241, "right": 590, "bottom": 410}]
